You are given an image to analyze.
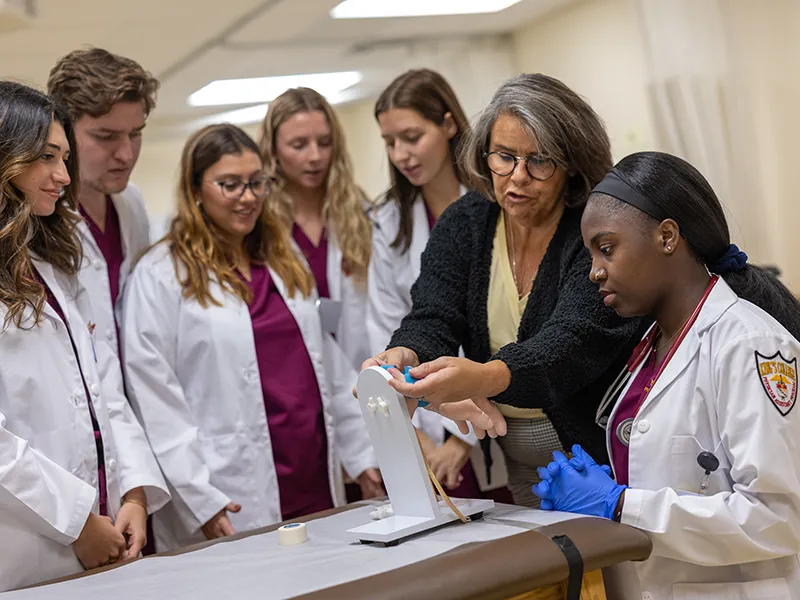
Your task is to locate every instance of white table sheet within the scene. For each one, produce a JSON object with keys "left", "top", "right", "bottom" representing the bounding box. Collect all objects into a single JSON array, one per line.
[{"left": 3, "top": 504, "right": 581, "bottom": 600}]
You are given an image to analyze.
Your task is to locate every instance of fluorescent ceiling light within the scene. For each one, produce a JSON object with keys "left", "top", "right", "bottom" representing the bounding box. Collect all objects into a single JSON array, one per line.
[
  {"left": 192, "top": 89, "right": 352, "bottom": 129},
  {"left": 202, "top": 103, "right": 271, "bottom": 127},
  {"left": 188, "top": 71, "right": 363, "bottom": 107},
  {"left": 330, "top": 0, "right": 522, "bottom": 19}
]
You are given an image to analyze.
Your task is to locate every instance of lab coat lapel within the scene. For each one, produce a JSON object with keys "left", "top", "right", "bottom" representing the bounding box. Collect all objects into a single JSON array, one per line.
[
  {"left": 29, "top": 257, "right": 70, "bottom": 325},
  {"left": 110, "top": 192, "right": 133, "bottom": 268},
  {"left": 409, "top": 185, "right": 466, "bottom": 278},
  {"left": 409, "top": 197, "right": 429, "bottom": 279},
  {"left": 326, "top": 227, "right": 342, "bottom": 302},
  {"left": 76, "top": 212, "right": 102, "bottom": 259},
  {"left": 637, "top": 279, "right": 737, "bottom": 417}
]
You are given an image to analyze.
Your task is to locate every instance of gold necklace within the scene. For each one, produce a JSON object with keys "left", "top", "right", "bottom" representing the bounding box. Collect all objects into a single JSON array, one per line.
[
  {"left": 507, "top": 214, "right": 537, "bottom": 298},
  {"left": 655, "top": 313, "right": 692, "bottom": 355}
]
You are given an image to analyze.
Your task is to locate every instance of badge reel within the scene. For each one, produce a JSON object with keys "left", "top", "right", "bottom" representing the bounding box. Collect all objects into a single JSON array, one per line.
[{"left": 697, "top": 451, "right": 720, "bottom": 494}]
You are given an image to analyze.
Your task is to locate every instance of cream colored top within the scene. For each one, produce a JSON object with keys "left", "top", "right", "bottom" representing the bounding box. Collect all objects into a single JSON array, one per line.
[{"left": 487, "top": 215, "right": 545, "bottom": 419}]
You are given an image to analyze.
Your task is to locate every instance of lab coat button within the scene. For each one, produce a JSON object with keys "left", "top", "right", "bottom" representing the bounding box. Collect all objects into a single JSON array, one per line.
[
  {"left": 107, "top": 458, "right": 117, "bottom": 471},
  {"left": 106, "top": 329, "right": 115, "bottom": 341},
  {"left": 642, "top": 593, "right": 653, "bottom": 600},
  {"left": 90, "top": 383, "right": 100, "bottom": 397},
  {"left": 637, "top": 420, "right": 650, "bottom": 433},
  {"left": 93, "top": 262, "right": 103, "bottom": 271}
]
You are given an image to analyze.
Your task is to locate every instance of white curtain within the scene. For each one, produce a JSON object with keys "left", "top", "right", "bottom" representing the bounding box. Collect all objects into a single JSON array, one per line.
[{"left": 632, "top": 0, "right": 800, "bottom": 289}]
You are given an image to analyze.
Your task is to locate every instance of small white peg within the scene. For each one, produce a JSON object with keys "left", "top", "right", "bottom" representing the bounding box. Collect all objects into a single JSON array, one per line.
[{"left": 377, "top": 397, "right": 390, "bottom": 417}]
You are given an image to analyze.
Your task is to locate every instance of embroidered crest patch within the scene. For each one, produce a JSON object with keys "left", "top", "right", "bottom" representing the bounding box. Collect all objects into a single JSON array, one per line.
[{"left": 755, "top": 351, "right": 798, "bottom": 416}]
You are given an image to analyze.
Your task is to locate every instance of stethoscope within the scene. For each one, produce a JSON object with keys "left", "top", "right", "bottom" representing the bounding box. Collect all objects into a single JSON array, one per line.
[{"left": 595, "top": 275, "right": 723, "bottom": 494}]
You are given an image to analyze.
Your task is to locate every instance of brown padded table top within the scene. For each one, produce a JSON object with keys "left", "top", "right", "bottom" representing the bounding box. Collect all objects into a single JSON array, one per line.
[
  {"left": 291, "top": 517, "right": 652, "bottom": 600},
  {"left": 30, "top": 504, "right": 652, "bottom": 599}
]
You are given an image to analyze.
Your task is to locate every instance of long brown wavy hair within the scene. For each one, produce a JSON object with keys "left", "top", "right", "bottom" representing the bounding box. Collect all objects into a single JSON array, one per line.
[
  {"left": 257, "top": 87, "right": 371, "bottom": 285},
  {"left": 374, "top": 69, "right": 470, "bottom": 254},
  {"left": 167, "top": 123, "right": 312, "bottom": 307},
  {"left": 0, "top": 81, "right": 82, "bottom": 329}
]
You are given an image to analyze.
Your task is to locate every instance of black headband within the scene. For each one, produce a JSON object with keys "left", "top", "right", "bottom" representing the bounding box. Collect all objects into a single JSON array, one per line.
[{"left": 591, "top": 169, "right": 670, "bottom": 223}]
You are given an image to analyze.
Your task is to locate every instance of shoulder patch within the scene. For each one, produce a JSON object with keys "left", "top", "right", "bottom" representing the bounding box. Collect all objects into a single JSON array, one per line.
[{"left": 754, "top": 351, "right": 798, "bottom": 416}]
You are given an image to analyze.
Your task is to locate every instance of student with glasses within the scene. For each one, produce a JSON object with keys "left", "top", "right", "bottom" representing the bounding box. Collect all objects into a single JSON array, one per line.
[
  {"left": 362, "top": 73, "right": 645, "bottom": 507},
  {"left": 121, "top": 124, "right": 377, "bottom": 551}
]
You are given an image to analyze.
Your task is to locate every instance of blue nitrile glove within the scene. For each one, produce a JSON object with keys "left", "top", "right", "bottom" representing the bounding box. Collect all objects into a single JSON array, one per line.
[
  {"left": 380, "top": 365, "right": 428, "bottom": 407},
  {"left": 532, "top": 445, "right": 625, "bottom": 519}
]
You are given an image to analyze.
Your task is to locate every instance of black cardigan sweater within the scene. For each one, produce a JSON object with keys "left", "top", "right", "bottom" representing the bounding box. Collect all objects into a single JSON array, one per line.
[{"left": 389, "top": 192, "right": 645, "bottom": 461}]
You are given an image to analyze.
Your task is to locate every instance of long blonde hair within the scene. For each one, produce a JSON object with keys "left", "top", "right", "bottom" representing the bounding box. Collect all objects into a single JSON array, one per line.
[
  {"left": 258, "top": 88, "right": 371, "bottom": 283},
  {"left": 167, "top": 124, "right": 312, "bottom": 307},
  {"left": 0, "top": 82, "right": 82, "bottom": 329}
]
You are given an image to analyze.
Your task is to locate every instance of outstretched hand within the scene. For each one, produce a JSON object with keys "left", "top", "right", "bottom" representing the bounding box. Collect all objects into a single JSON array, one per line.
[{"left": 435, "top": 397, "right": 507, "bottom": 438}]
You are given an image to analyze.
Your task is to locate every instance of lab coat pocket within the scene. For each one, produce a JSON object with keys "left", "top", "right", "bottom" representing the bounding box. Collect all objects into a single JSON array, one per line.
[
  {"left": 673, "top": 577, "right": 790, "bottom": 599},
  {"left": 670, "top": 436, "right": 730, "bottom": 496}
]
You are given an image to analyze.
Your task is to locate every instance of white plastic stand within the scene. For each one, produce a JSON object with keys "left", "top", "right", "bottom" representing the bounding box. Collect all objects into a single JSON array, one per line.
[{"left": 347, "top": 366, "right": 494, "bottom": 546}]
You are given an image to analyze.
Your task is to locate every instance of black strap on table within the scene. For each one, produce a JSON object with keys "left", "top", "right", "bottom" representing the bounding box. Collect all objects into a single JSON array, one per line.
[{"left": 551, "top": 534, "right": 584, "bottom": 600}]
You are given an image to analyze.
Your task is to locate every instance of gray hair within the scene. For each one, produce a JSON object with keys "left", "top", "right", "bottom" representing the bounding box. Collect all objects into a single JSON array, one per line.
[{"left": 459, "top": 73, "right": 612, "bottom": 206}]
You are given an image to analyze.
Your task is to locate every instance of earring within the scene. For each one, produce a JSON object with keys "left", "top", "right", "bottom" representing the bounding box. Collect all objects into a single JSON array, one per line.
[{"left": 667, "top": 245, "right": 673, "bottom": 252}]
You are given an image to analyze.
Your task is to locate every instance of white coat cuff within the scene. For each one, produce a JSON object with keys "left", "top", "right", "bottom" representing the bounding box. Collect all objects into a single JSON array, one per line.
[
  {"left": 120, "top": 481, "right": 171, "bottom": 515},
  {"left": 619, "top": 487, "right": 646, "bottom": 528},
  {"left": 340, "top": 448, "right": 378, "bottom": 481},
  {"left": 441, "top": 419, "right": 478, "bottom": 446},
  {"left": 190, "top": 490, "right": 232, "bottom": 533},
  {"left": 63, "top": 483, "right": 99, "bottom": 546}
]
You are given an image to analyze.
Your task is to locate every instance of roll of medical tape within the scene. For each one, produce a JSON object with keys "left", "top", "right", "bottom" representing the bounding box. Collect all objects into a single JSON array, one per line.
[{"left": 278, "top": 522, "right": 308, "bottom": 546}]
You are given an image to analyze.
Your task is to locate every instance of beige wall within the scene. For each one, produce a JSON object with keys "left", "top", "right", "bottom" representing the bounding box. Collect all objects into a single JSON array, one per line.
[
  {"left": 131, "top": 0, "right": 798, "bottom": 292},
  {"left": 135, "top": 0, "right": 657, "bottom": 223},
  {"left": 335, "top": 100, "right": 390, "bottom": 202},
  {"left": 512, "top": 0, "right": 657, "bottom": 160}
]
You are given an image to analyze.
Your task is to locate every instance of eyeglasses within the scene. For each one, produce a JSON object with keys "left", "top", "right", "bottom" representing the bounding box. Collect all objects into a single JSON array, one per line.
[
  {"left": 208, "top": 174, "right": 273, "bottom": 201},
  {"left": 484, "top": 151, "right": 557, "bottom": 181}
]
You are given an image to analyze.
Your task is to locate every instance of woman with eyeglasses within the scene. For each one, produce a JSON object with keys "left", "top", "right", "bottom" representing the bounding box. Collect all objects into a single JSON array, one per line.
[
  {"left": 121, "top": 124, "right": 377, "bottom": 551},
  {"left": 362, "top": 73, "right": 645, "bottom": 507}
]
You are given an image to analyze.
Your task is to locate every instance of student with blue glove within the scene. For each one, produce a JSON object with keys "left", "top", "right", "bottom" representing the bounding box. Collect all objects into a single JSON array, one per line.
[{"left": 533, "top": 152, "right": 800, "bottom": 599}]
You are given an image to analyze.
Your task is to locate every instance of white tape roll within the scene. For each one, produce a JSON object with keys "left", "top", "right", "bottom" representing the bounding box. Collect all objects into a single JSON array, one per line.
[{"left": 278, "top": 522, "right": 308, "bottom": 546}]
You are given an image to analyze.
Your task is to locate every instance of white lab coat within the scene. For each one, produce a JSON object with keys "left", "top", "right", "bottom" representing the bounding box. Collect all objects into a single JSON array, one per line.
[
  {"left": 121, "top": 243, "right": 377, "bottom": 551},
  {"left": 74, "top": 183, "right": 167, "bottom": 528},
  {"left": 76, "top": 182, "right": 150, "bottom": 361},
  {"left": 326, "top": 227, "right": 371, "bottom": 370},
  {"left": 608, "top": 278, "right": 800, "bottom": 599},
  {"left": 0, "top": 257, "right": 168, "bottom": 592}
]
